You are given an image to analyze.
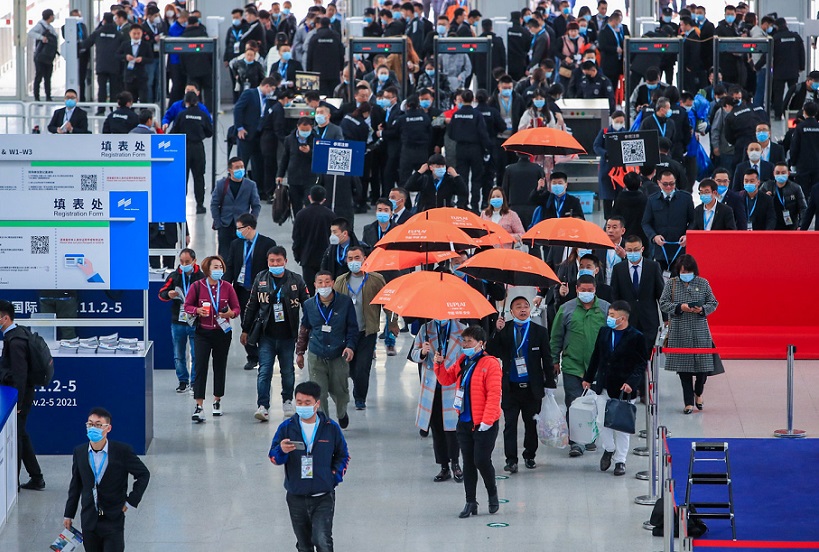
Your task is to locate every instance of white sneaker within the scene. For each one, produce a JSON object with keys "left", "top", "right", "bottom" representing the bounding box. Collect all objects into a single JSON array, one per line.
[
  {"left": 255, "top": 406, "right": 270, "bottom": 422},
  {"left": 192, "top": 404, "right": 205, "bottom": 423},
  {"left": 212, "top": 400, "right": 222, "bottom": 417},
  {"left": 282, "top": 400, "right": 295, "bottom": 416}
]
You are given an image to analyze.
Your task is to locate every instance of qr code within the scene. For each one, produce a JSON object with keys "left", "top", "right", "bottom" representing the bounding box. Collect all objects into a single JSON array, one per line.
[
  {"left": 81, "top": 174, "right": 97, "bottom": 191},
  {"left": 621, "top": 139, "right": 646, "bottom": 165},
  {"left": 328, "top": 147, "right": 352, "bottom": 173},
  {"left": 31, "top": 235, "right": 49, "bottom": 254}
]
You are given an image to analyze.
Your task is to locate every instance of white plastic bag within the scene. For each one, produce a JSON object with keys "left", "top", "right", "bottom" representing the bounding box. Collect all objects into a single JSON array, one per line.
[
  {"left": 568, "top": 389, "right": 599, "bottom": 445},
  {"left": 534, "top": 389, "right": 569, "bottom": 448}
]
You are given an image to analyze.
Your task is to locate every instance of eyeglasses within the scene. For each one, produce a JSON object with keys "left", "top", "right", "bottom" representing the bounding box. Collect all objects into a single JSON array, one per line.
[
  {"left": 236, "top": 226, "right": 247, "bottom": 231},
  {"left": 85, "top": 422, "right": 110, "bottom": 429}
]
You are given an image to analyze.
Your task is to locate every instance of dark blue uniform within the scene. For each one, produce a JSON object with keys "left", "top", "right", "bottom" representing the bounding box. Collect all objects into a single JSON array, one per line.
[{"left": 447, "top": 105, "right": 492, "bottom": 211}]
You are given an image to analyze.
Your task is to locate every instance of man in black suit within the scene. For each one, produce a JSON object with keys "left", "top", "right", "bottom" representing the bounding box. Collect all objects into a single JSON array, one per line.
[
  {"left": 117, "top": 25, "right": 153, "bottom": 102},
  {"left": 712, "top": 168, "right": 748, "bottom": 229},
  {"left": 320, "top": 218, "right": 363, "bottom": 279},
  {"left": 596, "top": 10, "right": 625, "bottom": 95},
  {"left": 582, "top": 301, "right": 647, "bottom": 476},
  {"left": 731, "top": 142, "right": 774, "bottom": 191},
  {"left": 487, "top": 296, "right": 555, "bottom": 474},
  {"left": 405, "top": 154, "right": 468, "bottom": 212},
  {"left": 388, "top": 187, "right": 413, "bottom": 225},
  {"left": 234, "top": 78, "right": 278, "bottom": 200},
  {"left": 610, "top": 236, "right": 664, "bottom": 355},
  {"left": 292, "top": 186, "right": 336, "bottom": 294},
  {"left": 594, "top": 216, "right": 627, "bottom": 286},
  {"left": 743, "top": 170, "right": 777, "bottom": 230},
  {"left": 680, "top": 17, "right": 702, "bottom": 93},
  {"left": 642, "top": 169, "right": 695, "bottom": 270},
  {"left": 225, "top": 213, "right": 277, "bottom": 371},
  {"left": 692, "top": 179, "right": 737, "bottom": 231},
  {"left": 755, "top": 123, "right": 785, "bottom": 165},
  {"left": 502, "top": 153, "right": 544, "bottom": 229},
  {"left": 47, "top": 89, "right": 89, "bottom": 134},
  {"left": 63, "top": 407, "right": 150, "bottom": 552}
]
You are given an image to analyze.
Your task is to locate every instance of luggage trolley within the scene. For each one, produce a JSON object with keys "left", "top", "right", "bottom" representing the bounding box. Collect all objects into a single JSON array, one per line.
[
  {"left": 348, "top": 37, "right": 408, "bottom": 99},
  {"left": 623, "top": 38, "right": 683, "bottom": 128},
  {"left": 432, "top": 37, "right": 492, "bottom": 109},
  {"left": 713, "top": 37, "right": 773, "bottom": 115}
]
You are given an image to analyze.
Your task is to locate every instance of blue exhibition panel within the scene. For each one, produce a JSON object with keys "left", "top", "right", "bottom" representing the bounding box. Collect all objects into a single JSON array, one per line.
[{"left": 27, "top": 344, "right": 154, "bottom": 455}]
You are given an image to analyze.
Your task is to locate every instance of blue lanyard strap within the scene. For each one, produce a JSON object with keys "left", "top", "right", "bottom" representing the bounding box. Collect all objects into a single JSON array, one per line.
[
  {"left": 347, "top": 274, "right": 368, "bottom": 297},
  {"left": 181, "top": 272, "right": 191, "bottom": 296},
  {"left": 554, "top": 194, "right": 566, "bottom": 217},
  {"left": 652, "top": 114, "right": 667, "bottom": 137},
  {"left": 271, "top": 277, "right": 284, "bottom": 303},
  {"left": 232, "top": 29, "right": 242, "bottom": 41},
  {"left": 315, "top": 295, "right": 334, "bottom": 325},
  {"left": 775, "top": 187, "right": 786, "bottom": 206},
  {"left": 436, "top": 321, "right": 451, "bottom": 357},
  {"left": 703, "top": 208, "right": 714, "bottom": 229},
  {"left": 513, "top": 321, "right": 530, "bottom": 358},
  {"left": 243, "top": 233, "right": 258, "bottom": 266},
  {"left": 205, "top": 281, "right": 221, "bottom": 311},
  {"left": 89, "top": 449, "right": 107, "bottom": 483},
  {"left": 661, "top": 241, "right": 682, "bottom": 266},
  {"left": 280, "top": 62, "right": 287, "bottom": 77},
  {"left": 461, "top": 353, "right": 481, "bottom": 387},
  {"left": 299, "top": 420, "right": 320, "bottom": 455},
  {"left": 746, "top": 195, "right": 757, "bottom": 218},
  {"left": 336, "top": 243, "right": 349, "bottom": 265},
  {"left": 434, "top": 177, "right": 444, "bottom": 191}
]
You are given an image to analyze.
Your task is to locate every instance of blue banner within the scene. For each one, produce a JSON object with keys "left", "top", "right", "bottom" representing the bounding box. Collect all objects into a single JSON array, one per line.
[{"left": 150, "top": 135, "right": 187, "bottom": 222}]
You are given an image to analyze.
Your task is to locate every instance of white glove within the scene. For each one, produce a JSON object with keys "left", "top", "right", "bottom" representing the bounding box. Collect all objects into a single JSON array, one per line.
[
  {"left": 478, "top": 422, "right": 491, "bottom": 431},
  {"left": 696, "top": 120, "right": 707, "bottom": 134}
]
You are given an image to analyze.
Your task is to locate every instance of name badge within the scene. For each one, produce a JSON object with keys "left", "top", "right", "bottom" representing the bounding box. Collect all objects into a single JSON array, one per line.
[
  {"left": 350, "top": 295, "right": 357, "bottom": 305},
  {"left": 321, "top": 324, "right": 332, "bottom": 333},
  {"left": 504, "top": 116, "right": 512, "bottom": 130},
  {"left": 233, "top": 42, "right": 240, "bottom": 54},
  {"left": 238, "top": 265, "right": 246, "bottom": 283},
  {"left": 662, "top": 270, "right": 671, "bottom": 282},
  {"left": 273, "top": 302, "right": 285, "bottom": 323},
  {"left": 300, "top": 456, "right": 313, "bottom": 479},
  {"left": 153, "top": 43, "right": 159, "bottom": 53},
  {"left": 178, "top": 310, "right": 191, "bottom": 324},
  {"left": 515, "top": 356, "right": 528, "bottom": 376},
  {"left": 783, "top": 209, "right": 793, "bottom": 226},
  {"left": 453, "top": 387, "right": 464, "bottom": 410},
  {"left": 747, "top": 221, "right": 753, "bottom": 231},
  {"left": 217, "top": 315, "right": 232, "bottom": 333}
]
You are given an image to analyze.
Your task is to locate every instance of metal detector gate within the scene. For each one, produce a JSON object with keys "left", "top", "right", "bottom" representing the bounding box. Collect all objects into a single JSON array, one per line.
[
  {"left": 159, "top": 37, "right": 219, "bottom": 191},
  {"left": 433, "top": 37, "right": 492, "bottom": 109},
  {"left": 714, "top": 37, "right": 773, "bottom": 115},
  {"left": 624, "top": 37, "right": 683, "bottom": 127},
  {"left": 348, "top": 37, "right": 407, "bottom": 99}
]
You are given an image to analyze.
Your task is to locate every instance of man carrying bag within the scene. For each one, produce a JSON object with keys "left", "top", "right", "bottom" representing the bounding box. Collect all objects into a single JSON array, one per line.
[{"left": 582, "top": 301, "right": 647, "bottom": 476}]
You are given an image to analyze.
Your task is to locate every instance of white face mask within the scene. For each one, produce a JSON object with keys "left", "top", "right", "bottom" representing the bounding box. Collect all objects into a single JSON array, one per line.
[
  {"left": 612, "top": 122, "right": 625, "bottom": 130},
  {"left": 317, "top": 287, "right": 332, "bottom": 298}
]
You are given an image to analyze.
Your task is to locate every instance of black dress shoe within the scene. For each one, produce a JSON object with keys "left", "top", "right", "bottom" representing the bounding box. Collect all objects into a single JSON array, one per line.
[
  {"left": 600, "top": 450, "right": 614, "bottom": 472},
  {"left": 503, "top": 462, "right": 518, "bottom": 474},
  {"left": 488, "top": 494, "right": 500, "bottom": 514},
  {"left": 419, "top": 429, "right": 429, "bottom": 438},
  {"left": 243, "top": 361, "right": 257, "bottom": 371},
  {"left": 195, "top": 205, "right": 207, "bottom": 214},
  {"left": 339, "top": 414, "right": 349, "bottom": 429},
  {"left": 524, "top": 458, "right": 536, "bottom": 470},
  {"left": 452, "top": 462, "right": 464, "bottom": 482},
  {"left": 696, "top": 395, "right": 704, "bottom": 410},
  {"left": 613, "top": 462, "right": 626, "bottom": 476},
  {"left": 20, "top": 477, "right": 45, "bottom": 491},
  {"left": 459, "top": 502, "right": 478, "bottom": 518},
  {"left": 434, "top": 467, "right": 452, "bottom": 482}
]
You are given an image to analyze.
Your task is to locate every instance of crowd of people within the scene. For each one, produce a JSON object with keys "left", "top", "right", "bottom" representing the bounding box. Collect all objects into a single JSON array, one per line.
[{"left": 14, "top": 0, "right": 819, "bottom": 549}]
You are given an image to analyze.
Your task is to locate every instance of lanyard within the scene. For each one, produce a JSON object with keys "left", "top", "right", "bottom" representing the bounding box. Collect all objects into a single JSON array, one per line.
[
  {"left": 652, "top": 114, "right": 667, "bottom": 137},
  {"left": 299, "top": 420, "right": 320, "bottom": 455},
  {"left": 746, "top": 195, "right": 758, "bottom": 219},
  {"left": 775, "top": 186, "right": 786, "bottom": 207},
  {"left": 205, "top": 280, "right": 221, "bottom": 312},
  {"left": 378, "top": 224, "right": 388, "bottom": 240},
  {"left": 531, "top": 29, "right": 543, "bottom": 49},
  {"left": 513, "top": 321, "right": 530, "bottom": 358},
  {"left": 336, "top": 243, "right": 349, "bottom": 265},
  {"left": 461, "top": 353, "right": 481, "bottom": 389},
  {"left": 315, "top": 295, "right": 334, "bottom": 325},
  {"left": 319, "top": 125, "right": 328, "bottom": 139},
  {"left": 610, "top": 25, "right": 621, "bottom": 48},
  {"left": 500, "top": 97, "right": 511, "bottom": 113},
  {"left": 611, "top": 330, "right": 617, "bottom": 351},
  {"left": 232, "top": 29, "right": 242, "bottom": 41},
  {"left": 89, "top": 449, "right": 107, "bottom": 484},
  {"left": 181, "top": 272, "right": 191, "bottom": 297},
  {"left": 661, "top": 241, "right": 682, "bottom": 266},
  {"left": 703, "top": 208, "right": 715, "bottom": 229},
  {"left": 280, "top": 62, "right": 287, "bottom": 78},
  {"left": 434, "top": 177, "right": 444, "bottom": 191},
  {"left": 436, "top": 321, "right": 451, "bottom": 357},
  {"left": 243, "top": 233, "right": 258, "bottom": 267},
  {"left": 347, "top": 274, "right": 368, "bottom": 297},
  {"left": 554, "top": 194, "right": 566, "bottom": 217},
  {"left": 271, "top": 277, "right": 284, "bottom": 303}
]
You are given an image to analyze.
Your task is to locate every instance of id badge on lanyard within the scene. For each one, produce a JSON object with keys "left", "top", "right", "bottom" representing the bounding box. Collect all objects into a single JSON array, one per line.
[
  {"left": 273, "top": 303, "right": 285, "bottom": 322},
  {"left": 515, "top": 356, "right": 528, "bottom": 376},
  {"left": 453, "top": 387, "right": 464, "bottom": 410},
  {"left": 783, "top": 210, "right": 793, "bottom": 226},
  {"left": 217, "top": 315, "right": 232, "bottom": 333},
  {"left": 301, "top": 456, "right": 314, "bottom": 479}
]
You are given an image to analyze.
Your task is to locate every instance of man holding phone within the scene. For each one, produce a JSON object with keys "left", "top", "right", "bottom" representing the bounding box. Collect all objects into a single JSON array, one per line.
[{"left": 269, "top": 381, "right": 350, "bottom": 552}]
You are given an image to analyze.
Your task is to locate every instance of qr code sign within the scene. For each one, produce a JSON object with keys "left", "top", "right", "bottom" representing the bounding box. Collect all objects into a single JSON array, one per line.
[
  {"left": 621, "top": 139, "right": 646, "bottom": 165},
  {"left": 31, "top": 235, "right": 49, "bottom": 254},
  {"left": 81, "top": 174, "right": 98, "bottom": 191},
  {"left": 328, "top": 147, "right": 352, "bottom": 173}
]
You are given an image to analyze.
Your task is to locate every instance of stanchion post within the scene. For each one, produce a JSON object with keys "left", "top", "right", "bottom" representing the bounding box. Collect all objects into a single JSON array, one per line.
[
  {"left": 678, "top": 504, "right": 689, "bottom": 551},
  {"left": 636, "top": 354, "right": 660, "bottom": 506},
  {"left": 633, "top": 362, "right": 650, "bottom": 457},
  {"left": 774, "top": 344, "right": 806, "bottom": 438},
  {"left": 664, "top": 478, "right": 675, "bottom": 552}
]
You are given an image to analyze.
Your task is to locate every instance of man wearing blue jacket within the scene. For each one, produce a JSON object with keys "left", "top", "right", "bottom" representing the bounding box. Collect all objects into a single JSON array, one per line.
[
  {"left": 270, "top": 381, "right": 350, "bottom": 552},
  {"left": 161, "top": 82, "right": 212, "bottom": 131}
]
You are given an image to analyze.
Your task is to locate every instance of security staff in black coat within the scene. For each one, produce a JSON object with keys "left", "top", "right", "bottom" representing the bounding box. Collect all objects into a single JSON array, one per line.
[
  {"left": 761, "top": 164, "right": 808, "bottom": 230},
  {"left": 784, "top": 72, "right": 819, "bottom": 116},
  {"left": 610, "top": 236, "right": 664, "bottom": 356},
  {"left": 502, "top": 153, "right": 544, "bottom": 229},
  {"left": 277, "top": 117, "right": 316, "bottom": 217},
  {"left": 789, "top": 101, "right": 819, "bottom": 200},
  {"left": 292, "top": 186, "right": 336, "bottom": 294},
  {"left": 171, "top": 91, "right": 214, "bottom": 213},
  {"left": 771, "top": 20, "right": 805, "bottom": 120},
  {"left": 117, "top": 25, "right": 153, "bottom": 102},
  {"left": 475, "top": 89, "right": 506, "bottom": 207},
  {"left": 102, "top": 91, "right": 139, "bottom": 134},
  {"left": 486, "top": 296, "right": 555, "bottom": 473},
  {"left": 714, "top": 9, "right": 743, "bottom": 86},
  {"left": 225, "top": 213, "right": 277, "bottom": 370},
  {"left": 306, "top": 17, "right": 344, "bottom": 96},
  {"left": 741, "top": 171, "right": 777, "bottom": 230},
  {"left": 575, "top": 60, "right": 616, "bottom": 113},
  {"left": 180, "top": 17, "right": 215, "bottom": 114},
  {"left": 476, "top": 20, "right": 506, "bottom": 91},
  {"left": 725, "top": 92, "right": 769, "bottom": 172},
  {"left": 448, "top": 90, "right": 492, "bottom": 211},
  {"left": 667, "top": 94, "right": 692, "bottom": 164},
  {"left": 386, "top": 95, "right": 432, "bottom": 185},
  {"left": 405, "top": 154, "right": 468, "bottom": 212},
  {"left": 259, "top": 86, "right": 294, "bottom": 200},
  {"left": 82, "top": 12, "right": 124, "bottom": 107},
  {"left": 641, "top": 170, "right": 696, "bottom": 268},
  {"left": 507, "top": 12, "right": 532, "bottom": 81}
]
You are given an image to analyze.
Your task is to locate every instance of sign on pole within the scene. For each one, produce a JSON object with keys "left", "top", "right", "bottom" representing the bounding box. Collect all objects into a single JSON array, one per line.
[
  {"left": 311, "top": 139, "right": 365, "bottom": 177},
  {"left": 604, "top": 129, "right": 660, "bottom": 167}
]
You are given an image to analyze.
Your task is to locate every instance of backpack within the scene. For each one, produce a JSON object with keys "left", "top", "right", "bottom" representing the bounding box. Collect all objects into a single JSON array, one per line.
[
  {"left": 15, "top": 326, "right": 55, "bottom": 387},
  {"left": 272, "top": 182, "right": 291, "bottom": 225},
  {"left": 650, "top": 498, "right": 708, "bottom": 538}
]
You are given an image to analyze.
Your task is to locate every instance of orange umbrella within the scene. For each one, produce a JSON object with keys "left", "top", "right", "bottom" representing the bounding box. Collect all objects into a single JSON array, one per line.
[
  {"left": 372, "top": 271, "right": 495, "bottom": 319},
  {"left": 502, "top": 127, "right": 587, "bottom": 156},
  {"left": 371, "top": 271, "right": 442, "bottom": 306},
  {"left": 473, "top": 219, "right": 515, "bottom": 247},
  {"left": 459, "top": 248, "right": 560, "bottom": 288},
  {"left": 374, "top": 218, "right": 476, "bottom": 252},
  {"left": 523, "top": 218, "right": 614, "bottom": 249},
  {"left": 407, "top": 208, "right": 490, "bottom": 237},
  {"left": 361, "top": 248, "right": 460, "bottom": 273}
]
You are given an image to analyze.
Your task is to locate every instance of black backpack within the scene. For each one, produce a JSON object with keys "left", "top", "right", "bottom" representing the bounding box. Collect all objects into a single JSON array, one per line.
[
  {"left": 17, "top": 326, "right": 55, "bottom": 387},
  {"left": 272, "top": 182, "right": 291, "bottom": 225},
  {"left": 650, "top": 498, "right": 708, "bottom": 538}
]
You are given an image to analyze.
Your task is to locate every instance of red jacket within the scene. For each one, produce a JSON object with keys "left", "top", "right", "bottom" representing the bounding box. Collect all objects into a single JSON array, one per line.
[{"left": 434, "top": 352, "right": 502, "bottom": 429}]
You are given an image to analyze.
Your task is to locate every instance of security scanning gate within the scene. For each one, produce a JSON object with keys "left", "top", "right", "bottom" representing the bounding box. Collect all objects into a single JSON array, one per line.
[
  {"left": 713, "top": 37, "right": 773, "bottom": 115},
  {"left": 623, "top": 37, "right": 683, "bottom": 127},
  {"left": 348, "top": 37, "right": 408, "bottom": 99},
  {"left": 432, "top": 37, "right": 492, "bottom": 109}
]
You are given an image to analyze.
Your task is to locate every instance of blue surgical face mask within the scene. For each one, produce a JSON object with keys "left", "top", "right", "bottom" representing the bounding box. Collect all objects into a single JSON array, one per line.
[
  {"left": 514, "top": 316, "right": 530, "bottom": 325},
  {"left": 281, "top": 51, "right": 292, "bottom": 61},
  {"left": 577, "top": 291, "right": 595, "bottom": 304},
  {"left": 756, "top": 131, "right": 769, "bottom": 142},
  {"left": 425, "top": 69, "right": 435, "bottom": 78},
  {"left": 500, "top": 88, "right": 513, "bottom": 98},
  {"left": 453, "top": 269, "right": 466, "bottom": 278},
  {"left": 433, "top": 167, "right": 446, "bottom": 179},
  {"left": 87, "top": 427, "right": 104, "bottom": 443},
  {"left": 298, "top": 129, "right": 312, "bottom": 138},
  {"left": 378, "top": 73, "right": 389, "bottom": 83},
  {"left": 181, "top": 263, "right": 193, "bottom": 273},
  {"left": 646, "top": 83, "right": 659, "bottom": 91},
  {"left": 551, "top": 183, "right": 566, "bottom": 195},
  {"left": 232, "top": 19, "right": 241, "bottom": 27},
  {"left": 296, "top": 405, "right": 315, "bottom": 419},
  {"left": 489, "top": 197, "right": 504, "bottom": 209},
  {"left": 376, "top": 212, "right": 391, "bottom": 224},
  {"left": 696, "top": 14, "right": 704, "bottom": 22},
  {"left": 533, "top": 98, "right": 546, "bottom": 109},
  {"left": 363, "top": 17, "right": 373, "bottom": 25},
  {"left": 583, "top": 14, "right": 591, "bottom": 22},
  {"left": 680, "top": 272, "right": 695, "bottom": 283},
  {"left": 775, "top": 174, "right": 788, "bottom": 183},
  {"left": 743, "top": 183, "right": 757, "bottom": 194},
  {"left": 314, "top": 114, "right": 327, "bottom": 125},
  {"left": 577, "top": 248, "right": 592, "bottom": 258},
  {"left": 390, "top": 199, "right": 398, "bottom": 210},
  {"left": 210, "top": 270, "right": 224, "bottom": 280},
  {"left": 662, "top": 15, "right": 671, "bottom": 23},
  {"left": 437, "top": 24, "right": 447, "bottom": 34},
  {"left": 725, "top": 15, "right": 735, "bottom": 24},
  {"left": 579, "top": 26, "right": 587, "bottom": 35},
  {"left": 269, "top": 266, "right": 285, "bottom": 276},
  {"left": 377, "top": 98, "right": 390, "bottom": 108},
  {"left": 523, "top": 15, "right": 532, "bottom": 23},
  {"left": 699, "top": 193, "right": 714, "bottom": 204},
  {"left": 236, "top": 229, "right": 245, "bottom": 240},
  {"left": 544, "top": 71, "right": 553, "bottom": 79},
  {"left": 282, "top": 7, "right": 291, "bottom": 15},
  {"left": 233, "top": 168, "right": 245, "bottom": 180},
  {"left": 380, "top": 18, "right": 388, "bottom": 27},
  {"left": 420, "top": 99, "right": 432, "bottom": 109},
  {"left": 461, "top": 346, "right": 477, "bottom": 357},
  {"left": 562, "top": 8, "right": 571, "bottom": 15},
  {"left": 811, "top": 82, "right": 819, "bottom": 91},
  {"left": 606, "top": 316, "right": 619, "bottom": 329},
  {"left": 626, "top": 251, "right": 642, "bottom": 263},
  {"left": 717, "top": 185, "right": 728, "bottom": 196},
  {"left": 455, "top": 102, "right": 463, "bottom": 110},
  {"left": 348, "top": 261, "right": 362, "bottom": 273},
  {"left": 65, "top": 99, "right": 77, "bottom": 108},
  {"left": 578, "top": 268, "right": 595, "bottom": 277}
]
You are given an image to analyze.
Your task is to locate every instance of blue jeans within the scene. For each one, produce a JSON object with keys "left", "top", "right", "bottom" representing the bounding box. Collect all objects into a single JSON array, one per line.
[
  {"left": 171, "top": 323, "right": 196, "bottom": 384},
  {"left": 257, "top": 335, "right": 296, "bottom": 409}
]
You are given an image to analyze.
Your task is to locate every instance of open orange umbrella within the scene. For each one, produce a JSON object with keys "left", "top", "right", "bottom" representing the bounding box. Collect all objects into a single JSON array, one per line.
[
  {"left": 361, "top": 248, "right": 459, "bottom": 273},
  {"left": 374, "top": 219, "right": 476, "bottom": 252},
  {"left": 523, "top": 218, "right": 614, "bottom": 249},
  {"left": 459, "top": 248, "right": 560, "bottom": 288},
  {"left": 502, "top": 127, "right": 587, "bottom": 156},
  {"left": 407, "top": 208, "right": 490, "bottom": 237},
  {"left": 473, "top": 219, "right": 515, "bottom": 247},
  {"left": 371, "top": 271, "right": 495, "bottom": 319}
]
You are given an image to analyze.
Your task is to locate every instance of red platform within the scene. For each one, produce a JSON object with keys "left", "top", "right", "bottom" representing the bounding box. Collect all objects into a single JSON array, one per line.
[{"left": 686, "top": 231, "right": 819, "bottom": 360}]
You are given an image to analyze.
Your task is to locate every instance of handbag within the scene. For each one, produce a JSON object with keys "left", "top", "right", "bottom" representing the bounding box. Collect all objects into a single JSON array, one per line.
[
  {"left": 604, "top": 391, "right": 637, "bottom": 434},
  {"left": 558, "top": 64, "right": 574, "bottom": 78}
]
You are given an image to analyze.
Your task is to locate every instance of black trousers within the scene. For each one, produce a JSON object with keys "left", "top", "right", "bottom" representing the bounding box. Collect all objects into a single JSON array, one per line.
[
  {"left": 216, "top": 223, "right": 237, "bottom": 262},
  {"left": 78, "top": 52, "right": 91, "bottom": 102},
  {"left": 286, "top": 491, "right": 335, "bottom": 552},
  {"left": 795, "top": 170, "right": 819, "bottom": 203},
  {"left": 290, "top": 185, "right": 306, "bottom": 218},
  {"left": 456, "top": 420, "right": 498, "bottom": 503},
  {"left": 382, "top": 144, "right": 400, "bottom": 196},
  {"left": 17, "top": 386, "right": 42, "bottom": 480},
  {"left": 124, "top": 78, "right": 148, "bottom": 104},
  {"left": 302, "top": 265, "right": 320, "bottom": 296},
  {"left": 236, "top": 286, "right": 259, "bottom": 363},
  {"left": 82, "top": 516, "right": 125, "bottom": 552},
  {"left": 260, "top": 131, "right": 280, "bottom": 199},
  {"left": 187, "top": 141, "right": 207, "bottom": 207},
  {"left": 430, "top": 384, "right": 460, "bottom": 466},
  {"left": 772, "top": 77, "right": 798, "bottom": 119},
  {"left": 455, "top": 143, "right": 485, "bottom": 211},
  {"left": 502, "top": 383, "right": 541, "bottom": 464},
  {"left": 678, "top": 372, "right": 707, "bottom": 407},
  {"left": 350, "top": 332, "right": 377, "bottom": 403},
  {"left": 398, "top": 149, "right": 427, "bottom": 187},
  {"left": 33, "top": 60, "right": 54, "bottom": 101},
  {"left": 168, "top": 63, "right": 186, "bottom": 104},
  {"left": 96, "top": 71, "right": 122, "bottom": 105},
  {"left": 193, "top": 328, "right": 232, "bottom": 400}
]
